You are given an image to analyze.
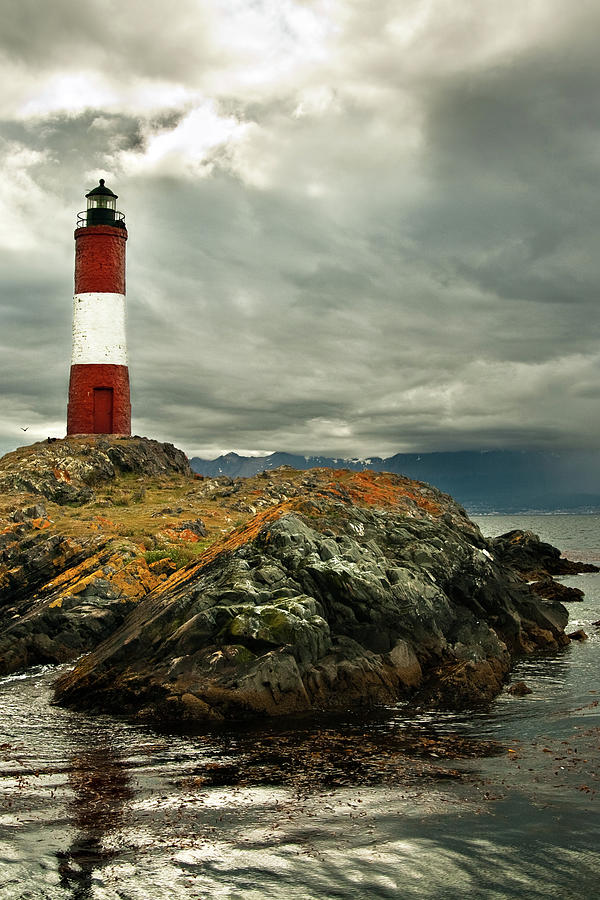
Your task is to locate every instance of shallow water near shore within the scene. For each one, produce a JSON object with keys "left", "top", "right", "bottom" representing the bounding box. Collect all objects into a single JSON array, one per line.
[{"left": 1, "top": 515, "right": 599, "bottom": 899}]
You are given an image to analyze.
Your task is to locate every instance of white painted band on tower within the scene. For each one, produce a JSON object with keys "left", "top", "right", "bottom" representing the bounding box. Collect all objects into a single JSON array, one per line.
[{"left": 71, "top": 292, "right": 128, "bottom": 365}]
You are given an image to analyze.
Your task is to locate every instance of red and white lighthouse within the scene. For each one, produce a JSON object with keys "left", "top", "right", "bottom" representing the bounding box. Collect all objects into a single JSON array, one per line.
[{"left": 67, "top": 179, "right": 131, "bottom": 435}]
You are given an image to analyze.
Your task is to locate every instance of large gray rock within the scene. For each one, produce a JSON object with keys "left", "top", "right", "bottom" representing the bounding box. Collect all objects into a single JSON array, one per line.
[{"left": 55, "top": 498, "right": 570, "bottom": 723}]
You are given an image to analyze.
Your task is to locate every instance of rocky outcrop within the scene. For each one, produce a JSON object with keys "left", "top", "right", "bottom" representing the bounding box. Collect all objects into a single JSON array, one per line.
[
  {"left": 0, "top": 508, "right": 167, "bottom": 674},
  {"left": 0, "top": 437, "right": 590, "bottom": 722},
  {"left": 529, "top": 577, "right": 584, "bottom": 603},
  {"left": 0, "top": 435, "right": 190, "bottom": 505},
  {"left": 491, "top": 529, "right": 598, "bottom": 602},
  {"left": 0, "top": 436, "right": 192, "bottom": 675},
  {"left": 55, "top": 477, "right": 572, "bottom": 723},
  {"left": 0, "top": 510, "right": 152, "bottom": 673},
  {"left": 491, "top": 529, "right": 599, "bottom": 577}
]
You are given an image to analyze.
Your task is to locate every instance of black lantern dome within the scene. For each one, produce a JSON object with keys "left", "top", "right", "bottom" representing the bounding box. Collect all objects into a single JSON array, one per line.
[{"left": 79, "top": 179, "right": 126, "bottom": 228}]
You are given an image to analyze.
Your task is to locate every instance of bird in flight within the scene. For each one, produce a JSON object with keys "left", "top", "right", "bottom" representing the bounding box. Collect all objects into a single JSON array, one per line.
[{"left": 20, "top": 427, "right": 29, "bottom": 432}]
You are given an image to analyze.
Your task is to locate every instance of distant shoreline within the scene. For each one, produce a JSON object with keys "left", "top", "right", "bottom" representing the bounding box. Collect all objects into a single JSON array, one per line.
[{"left": 470, "top": 510, "right": 600, "bottom": 516}]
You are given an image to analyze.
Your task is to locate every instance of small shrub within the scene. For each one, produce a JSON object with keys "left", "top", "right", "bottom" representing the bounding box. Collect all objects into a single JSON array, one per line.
[
  {"left": 144, "top": 546, "right": 199, "bottom": 569},
  {"left": 144, "top": 549, "right": 168, "bottom": 564}
]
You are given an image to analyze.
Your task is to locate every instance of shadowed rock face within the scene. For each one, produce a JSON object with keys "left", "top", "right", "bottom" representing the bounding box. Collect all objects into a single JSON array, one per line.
[
  {"left": 0, "top": 511, "right": 166, "bottom": 674},
  {"left": 491, "top": 529, "right": 599, "bottom": 577},
  {"left": 55, "top": 484, "right": 571, "bottom": 723},
  {"left": 491, "top": 529, "right": 599, "bottom": 604}
]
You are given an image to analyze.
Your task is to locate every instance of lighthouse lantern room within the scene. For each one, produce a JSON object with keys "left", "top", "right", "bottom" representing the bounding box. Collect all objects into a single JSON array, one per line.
[{"left": 67, "top": 179, "right": 131, "bottom": 435}]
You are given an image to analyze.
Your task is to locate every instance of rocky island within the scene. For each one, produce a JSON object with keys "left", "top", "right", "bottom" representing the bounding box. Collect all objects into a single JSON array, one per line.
[{"left": 0, "top": 436, "right": 594, "bottom": 724}]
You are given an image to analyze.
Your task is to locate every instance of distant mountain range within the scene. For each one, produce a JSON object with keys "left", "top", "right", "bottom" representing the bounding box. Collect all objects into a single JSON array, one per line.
[{"left": 189, "top": 450, "right": 600, "bottom": 513}]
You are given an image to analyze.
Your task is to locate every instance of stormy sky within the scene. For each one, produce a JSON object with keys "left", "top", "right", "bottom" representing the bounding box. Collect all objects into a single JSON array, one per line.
[{"left": 1, "top": 0, "right": 599, "bottom": 459}]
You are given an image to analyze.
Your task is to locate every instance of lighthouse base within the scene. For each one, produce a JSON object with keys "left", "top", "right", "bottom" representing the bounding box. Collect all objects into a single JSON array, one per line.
[{"left": 67, "top": 364, "right": 131, "bottom": 435}]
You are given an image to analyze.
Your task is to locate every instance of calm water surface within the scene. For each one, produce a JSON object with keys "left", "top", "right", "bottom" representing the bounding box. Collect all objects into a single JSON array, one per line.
[{"left": 0, "top": 515, "right": 599, "bottom": 899}]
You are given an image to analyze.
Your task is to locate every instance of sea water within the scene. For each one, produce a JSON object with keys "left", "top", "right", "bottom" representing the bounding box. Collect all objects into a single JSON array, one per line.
[{"left": 0, "top": 515, "right": 598, "bottom": 899}]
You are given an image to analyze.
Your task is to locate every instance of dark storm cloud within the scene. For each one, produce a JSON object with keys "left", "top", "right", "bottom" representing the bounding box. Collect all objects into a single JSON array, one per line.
[
  {"left": 0, "top": 0, "right": 216, "bottom": 81},
  {"left": 1, "top": 1, "right": 600, "bottom": 458},
  {"left": 415, "top": 52, "right": 600, "bottom": 319}
]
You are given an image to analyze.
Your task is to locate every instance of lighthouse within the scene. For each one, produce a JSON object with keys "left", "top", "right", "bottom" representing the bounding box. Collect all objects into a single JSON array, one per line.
[{"left": 67, "top": 179, "right": 131, "bottom": 435}]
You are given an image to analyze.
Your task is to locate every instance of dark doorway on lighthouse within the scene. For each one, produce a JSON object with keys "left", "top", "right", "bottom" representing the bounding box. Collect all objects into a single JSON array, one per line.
[{"left": 93, "top": 388, "right": 114, "bottom": 433}]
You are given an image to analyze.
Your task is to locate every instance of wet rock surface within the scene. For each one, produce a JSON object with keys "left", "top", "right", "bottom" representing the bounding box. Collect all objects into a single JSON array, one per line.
[
  {"left": 567, "top": 628, "right": 588, "bottom": 641},
  {"left": 506, "top": 681, "right": 533, "bottom": 696},
  {"left": 183, "top": 722, "right": 503, "bottom": 789},
  {"left": 529, "top": 576, "right": 584, "bottom": 603}
]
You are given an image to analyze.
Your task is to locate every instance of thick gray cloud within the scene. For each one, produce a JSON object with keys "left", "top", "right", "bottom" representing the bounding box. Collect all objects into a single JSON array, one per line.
[{"left": 1, "top": 0, "right": 599, "bottom": 458}]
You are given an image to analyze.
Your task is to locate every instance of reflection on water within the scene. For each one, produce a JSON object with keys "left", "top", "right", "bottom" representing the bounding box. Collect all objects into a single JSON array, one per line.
[
  {"left": 57, "top": 737, "right": 133, "bottom": 899},
  {"left": 1, "top": 657, "right": 598, "bottom": 898},
  {"left": 0, "top": 514, "right": 598, "bottom": 898}
]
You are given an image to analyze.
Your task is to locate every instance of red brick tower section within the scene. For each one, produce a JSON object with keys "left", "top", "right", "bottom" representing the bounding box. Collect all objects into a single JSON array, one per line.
[{"left": 67, "top": 180, "right": 131, "bottom": 435}]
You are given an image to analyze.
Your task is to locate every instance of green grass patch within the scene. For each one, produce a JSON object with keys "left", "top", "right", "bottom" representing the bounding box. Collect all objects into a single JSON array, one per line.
[{"left": 144, "top": 541, "right": 212, "bottom": 569}]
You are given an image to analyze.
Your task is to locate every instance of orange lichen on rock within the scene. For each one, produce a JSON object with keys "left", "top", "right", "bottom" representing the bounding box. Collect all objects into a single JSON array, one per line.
[
  {"left": 1, "top": 522, "right": 22, "bottom": 537},
  {"left": 109, "top": 557, "right": 162, "bottom": 599},
  {"left": 52, "top": 467, "right": 72, "bottom": 482},
  {"left": 90, "top": 516, "right": 115, "bottom": 530},
  {"left": 322, "top": 470, "right": 443, "bottom": 516},
  {"left": 48, "top": 552, "right": 162, "bottom": 608},
  {"left": 40, "top": 544, "right": 100, "bottom": 593},
  {"left": 398, "top": 489, "right": 444, "bottom": 516},
  {"left": 154, "top": 500, "right": 295, "bottom": 596},
  {"left": 31, "top": 517, "right": 52, "bottom": 530},
  {"left": 148, "top": 558, "right": 177, "bottom": 577},
  {"left": 47, "top": 552, "right": 127, "bottom": 605},
  {"left": 159, "top": 527, "right": 201, "bottom": 543},
  {"left": 346, "top": 471, "right": 403, "bottom": 507}
]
